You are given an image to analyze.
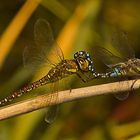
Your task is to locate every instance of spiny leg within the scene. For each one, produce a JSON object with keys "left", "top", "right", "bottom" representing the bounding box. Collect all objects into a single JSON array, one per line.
[
  {"left": 130, "top": 75, "right": 140, "bottom": 94},
  {"left": 76, "top": 71, "right": 95, "bottom": 83}
]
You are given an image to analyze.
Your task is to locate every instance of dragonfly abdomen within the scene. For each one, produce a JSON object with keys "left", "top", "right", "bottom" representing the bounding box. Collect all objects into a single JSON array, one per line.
[
  {"left": 0, "top": 60, "right": 77, "bottom": 106},
  {"left": 110, "top": 68, "right": 123, "bottom": 77},
  {"left": 0, "top": 76, "right": 49, "bottom": 105}
]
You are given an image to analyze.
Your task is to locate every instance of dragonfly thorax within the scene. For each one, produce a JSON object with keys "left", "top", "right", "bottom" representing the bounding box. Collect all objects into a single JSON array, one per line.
[
  {"left": 126, "top": 58, "right": 140, "bottom": 75},
  {"left": 46, "top": 59, "right": 78, "bottom": 82}
]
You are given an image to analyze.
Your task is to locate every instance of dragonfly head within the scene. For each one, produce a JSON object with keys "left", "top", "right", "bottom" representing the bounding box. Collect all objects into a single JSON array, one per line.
[{"left": 74, "top": 51, "right": 95, "bottom": 72}]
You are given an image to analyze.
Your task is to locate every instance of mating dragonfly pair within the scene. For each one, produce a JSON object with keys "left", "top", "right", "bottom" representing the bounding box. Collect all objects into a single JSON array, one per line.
[{"left": 0, "top": 19, "right": 140, "bottom": 123}]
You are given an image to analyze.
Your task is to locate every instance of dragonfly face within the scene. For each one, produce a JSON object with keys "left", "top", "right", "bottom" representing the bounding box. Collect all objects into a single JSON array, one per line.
[{"left": 74, "top": 51, "right": 95, "bottom": 72}]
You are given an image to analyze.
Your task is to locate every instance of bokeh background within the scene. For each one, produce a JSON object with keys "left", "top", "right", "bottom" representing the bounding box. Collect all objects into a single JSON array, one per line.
[{"left": 0, "top": 0, "right": 140, "bottom": 140}]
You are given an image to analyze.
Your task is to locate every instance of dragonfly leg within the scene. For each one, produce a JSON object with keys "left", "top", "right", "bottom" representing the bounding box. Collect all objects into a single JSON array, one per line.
[
  {"left": 77, "top": 71, "right": 97, "bottom": 83},
  {"left": 76, "top": 73, "right": 89, "bottom": 83},
  {"left": 130, "top": 79, "right": 138, "bottom": 94}
]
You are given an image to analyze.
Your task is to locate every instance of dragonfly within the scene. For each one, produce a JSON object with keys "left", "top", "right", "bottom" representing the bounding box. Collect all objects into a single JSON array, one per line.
[
  {"left": 0, "top": 19, "right": 106, "bottom": 123},
  {"left": 93, "top": 29, "right": 140, "bottom": 100}
]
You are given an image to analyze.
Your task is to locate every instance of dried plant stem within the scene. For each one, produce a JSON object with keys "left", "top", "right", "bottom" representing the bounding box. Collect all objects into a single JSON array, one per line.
[{"left": 0, "top": 79, "right": 140, "bottom": 121}]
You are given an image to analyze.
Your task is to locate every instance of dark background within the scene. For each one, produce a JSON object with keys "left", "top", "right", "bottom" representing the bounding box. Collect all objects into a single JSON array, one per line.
[{"left": 0, "top": 0, "right": 140, "bottom": 140}]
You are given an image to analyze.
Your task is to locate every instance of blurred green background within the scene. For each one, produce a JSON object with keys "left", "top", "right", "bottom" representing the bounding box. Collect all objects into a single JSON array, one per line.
[{"left": 0, "top": 0, "right": 140, "bottom": 140}]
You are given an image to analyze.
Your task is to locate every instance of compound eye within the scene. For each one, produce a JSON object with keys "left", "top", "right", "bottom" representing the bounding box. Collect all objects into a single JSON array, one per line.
[
  {"left": 79, "top": 59, "right": 84, "bottom": 65},
  {"left": 78, "top": 58, "right": 89, "bottom": 71}
]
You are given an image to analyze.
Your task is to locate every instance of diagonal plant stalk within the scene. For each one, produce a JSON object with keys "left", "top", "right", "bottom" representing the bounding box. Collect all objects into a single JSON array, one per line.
[
  {"left": 0, "top": 0, "right": 41, "bottom": 68},
  {"left": 0, "top": 79, "right": 139, "bottom": 121}
]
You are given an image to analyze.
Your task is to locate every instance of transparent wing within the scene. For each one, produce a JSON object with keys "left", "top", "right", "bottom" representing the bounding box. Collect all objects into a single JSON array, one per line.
[
  {"left": 45, "top": 81, "right": 60, "bottom": 123},
  {"left": 93, "top": 46, "right": 125, "bottom": 68},
  {"left": 113, "top": 77, "right": 130, "bottom": 100},
  {"left": 93, "top": 46, "right": 130, "bottom": 100},
  {"left": 111, "top": 28, "right": 135, "bottom": 59},
  {"left": 114, "top": 92, "right": 129, "bottom": 101},
  {"left": 110, "top": 29, "right": 135, "bottom": 100},
  {"left": 34, "top": 18, "right": 64, "bottom": 63},
  {"left": 45, "top": 105, "right": 59, "bottom": 123},
  {"left": 23, "top": 18, "right": 64, "bottom": 72},
  {"left": 115, "top": 75, "right": 140, "bottom": 100}
]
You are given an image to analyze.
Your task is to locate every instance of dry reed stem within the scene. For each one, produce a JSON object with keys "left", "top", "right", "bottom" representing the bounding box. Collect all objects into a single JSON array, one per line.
[{"left": 0, "top": 79, "right": 140, "bottom": 121}]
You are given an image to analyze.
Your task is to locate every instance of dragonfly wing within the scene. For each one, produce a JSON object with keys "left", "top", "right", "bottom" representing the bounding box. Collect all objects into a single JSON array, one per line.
[
  {"left": 23, "top": 18, "right": 64, "bottom": 72},
  {"left": 34, "top": 18, "right": 64, "bottom": 65},
  {"left": 93, "top": 46, "right": 124, "bottom": 67},
  {"left": 45, "top": 81, "right": 60, "bottom": 123},
  {"left": 114, "top": 92, "right": 129, "bottom": 101},
  {"left": 114, "top": 77, "right": 131, "bottom": 100},
  {"left": 45, "top": 105, "right": 59, "bottom": 124},
  {"left": 111, "top": 28, "right": 135, "bottom": 59},
  {"left": 115, "top": 75, "right": 140, "bottom": 100},
  {"left": 23, "top": 43, "right": 44, "bottom": 72}
]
